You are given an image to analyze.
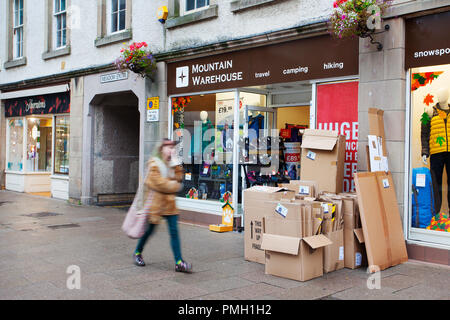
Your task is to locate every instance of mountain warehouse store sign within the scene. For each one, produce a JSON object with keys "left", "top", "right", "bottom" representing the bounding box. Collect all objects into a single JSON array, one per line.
[
  {"left": 168, "top": 35, "right": 358, "bottom": 95},
  {"left": 4, "top": 92, "right": 70, "bottom": 117}
]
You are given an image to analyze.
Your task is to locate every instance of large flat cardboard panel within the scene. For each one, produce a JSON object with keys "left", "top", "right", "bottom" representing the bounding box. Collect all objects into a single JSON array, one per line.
[
  {"left": 354, "top": 172, "right": 408, "bottom": 272},
  {"left": 374, "top": 172, "right": 408, "bottom": 267}
]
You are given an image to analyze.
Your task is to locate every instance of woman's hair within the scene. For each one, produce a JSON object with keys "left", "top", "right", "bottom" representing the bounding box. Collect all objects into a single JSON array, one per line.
[{"left": 152, "top": 138, "right": 175, "bottom": 160}]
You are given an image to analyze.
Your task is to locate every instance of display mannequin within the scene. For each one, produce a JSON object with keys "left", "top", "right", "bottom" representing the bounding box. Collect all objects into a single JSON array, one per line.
[
  {"left": 200, "top": 111, "right": 208, "bottom": 124},
  {"left": 421, "top": 87, "right": 450, "bottom": 212},
  {"left": 422, "top": 88, "right": 450, "bottom": 164}
]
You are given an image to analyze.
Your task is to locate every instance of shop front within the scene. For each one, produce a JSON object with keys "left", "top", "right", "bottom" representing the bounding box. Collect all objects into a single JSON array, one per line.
[
  {"left": 167, "top": 34, "right": 360, "bottom": 226},
  {"left": 405, "top": 10, "right": 450, "bottom": 255},
  {"left": 3, "top": 89, "right": 70, "bottom": 199}
]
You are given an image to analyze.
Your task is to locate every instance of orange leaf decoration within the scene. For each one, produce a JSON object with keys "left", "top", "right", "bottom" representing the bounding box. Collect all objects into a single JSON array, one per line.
[{"left": 423, "top": 94, "right": 434, "bottom": 106}]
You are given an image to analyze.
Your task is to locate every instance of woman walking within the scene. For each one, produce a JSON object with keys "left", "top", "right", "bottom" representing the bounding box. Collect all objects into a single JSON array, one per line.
[{"left": 133, "top": 138, "right": 192, "bottom": 273}]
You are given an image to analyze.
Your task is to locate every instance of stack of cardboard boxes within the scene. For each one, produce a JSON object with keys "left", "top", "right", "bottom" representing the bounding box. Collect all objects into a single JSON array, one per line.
[
  {"left": 243, "top": 122, "right": 408, "bottom": 282},
  {"left": 244, "top": 129, "right": 363, "bottom": 281}
]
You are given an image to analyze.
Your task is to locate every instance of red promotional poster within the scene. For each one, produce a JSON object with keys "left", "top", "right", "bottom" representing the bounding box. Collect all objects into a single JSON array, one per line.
[{"left": 316, "top": 81, "right": 359, "bottom": 192}]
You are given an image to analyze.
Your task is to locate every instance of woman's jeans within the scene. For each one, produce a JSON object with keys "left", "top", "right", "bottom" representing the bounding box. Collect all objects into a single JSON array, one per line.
[{"left": 135, "top": 215, "right": 182, "bottom": 263}]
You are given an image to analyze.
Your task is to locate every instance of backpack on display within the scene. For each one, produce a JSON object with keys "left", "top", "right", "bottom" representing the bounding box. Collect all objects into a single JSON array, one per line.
[{"left": 411, "top": 167, "right": 436, "bottom": 228}]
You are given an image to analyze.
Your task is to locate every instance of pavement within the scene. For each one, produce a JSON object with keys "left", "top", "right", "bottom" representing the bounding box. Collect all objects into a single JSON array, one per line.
[{"left": 0, "top": 190, "right": 449, "bottom": 301}]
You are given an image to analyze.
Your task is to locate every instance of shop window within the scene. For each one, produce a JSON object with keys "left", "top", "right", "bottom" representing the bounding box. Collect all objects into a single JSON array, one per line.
[
  {"left": 54, "top": 0, "right": 67, "bottom": 48},
  {"left": 13, "top": 0, "right": 24, "bottom": 59},
  {"left": 54, "top": 116, "right": 70, "bottom": 174},
  {"left": 7, "top": 119, "right": 24, "bottom": 172},
  {"left": 26, "top": 117, "right": 53, "bottom": 173},
  {"left": 410, "top": 63, "right": 450, "bottom": 236},
  {"left": 172, "top": 93, "right": 234, "bottom": 202}
]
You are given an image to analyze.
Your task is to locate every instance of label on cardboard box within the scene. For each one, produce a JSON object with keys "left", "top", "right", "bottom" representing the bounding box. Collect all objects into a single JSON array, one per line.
[
  {"left": 275, "top": 203, "right": 288, "bottom": 218},
  {"left": 339, "top": 246, "right": 344, "bottom": 261},
  {"left": 321, "top": 203, "right": 329, "bottom": 213},
  {"left": 382, "top": 179, "right": 390, "bottom": 188},
  {"left": 355, "top": 252, "right": 362, "bottom": 267},
  {"left": 416, "top": 174, "right": 426, "bottom": 188},
  {"left": 306, "top": 151, "right": 316, "bottom": 161},
  {"left": 299, "top": 185, "right": 310, "bottom": 195}
]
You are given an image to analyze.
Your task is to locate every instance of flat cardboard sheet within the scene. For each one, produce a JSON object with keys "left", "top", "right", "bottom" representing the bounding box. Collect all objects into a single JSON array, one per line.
[
  {"left": 261, "top": 234, "right": 300, "bottom": 255},
  {"left": 354, "top": 172, "right": 408, "bottom": 272},
  {"left": 368, "top": 108, "right": 387, "bottom": 156}
]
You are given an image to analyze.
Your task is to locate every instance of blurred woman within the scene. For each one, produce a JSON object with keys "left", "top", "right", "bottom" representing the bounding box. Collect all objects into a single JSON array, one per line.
[{"left": 133, "top": 138, "right": 192, "bottom": 273}]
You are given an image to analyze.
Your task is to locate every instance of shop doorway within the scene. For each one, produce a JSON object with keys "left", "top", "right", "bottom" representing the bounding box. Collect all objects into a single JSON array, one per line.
[{"left": 92, "top": 91, "right": 140, "bottom": 206}]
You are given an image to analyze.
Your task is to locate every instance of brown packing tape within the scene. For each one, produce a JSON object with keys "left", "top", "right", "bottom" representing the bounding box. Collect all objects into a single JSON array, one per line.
[{"left": 331, "top": 161, "right": 337, "bottom": 166}]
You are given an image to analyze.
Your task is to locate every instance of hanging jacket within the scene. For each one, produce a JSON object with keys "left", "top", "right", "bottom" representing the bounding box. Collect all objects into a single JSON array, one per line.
[{"left": 421, "top": 104, "right": 450, "bottom": 156}]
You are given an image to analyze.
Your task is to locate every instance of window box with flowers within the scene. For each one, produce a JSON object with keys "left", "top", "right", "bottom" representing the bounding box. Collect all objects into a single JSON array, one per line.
[
  {"left": 329, "top": 0, "right": 392, "bottom": 50},
  {"left": 115, "top": 42, "right": 157, "bottom": 79}
]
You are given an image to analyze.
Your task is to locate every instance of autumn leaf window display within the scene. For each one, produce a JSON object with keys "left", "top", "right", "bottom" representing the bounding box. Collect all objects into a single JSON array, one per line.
[
  {"left": 427, "top": 212, "right": 450, "bottom": 232},
  {"left": 172, "top": 96, "right": 191, "bottom": 129},
  {"left": 411, "top": 72, "right": 444, "bottom": 91},
  {"left": 115, "top": 42, "right": 157, "bottom": 79},
  {"left": 329, "top": 0, "right": 392, "bottom": 39}
]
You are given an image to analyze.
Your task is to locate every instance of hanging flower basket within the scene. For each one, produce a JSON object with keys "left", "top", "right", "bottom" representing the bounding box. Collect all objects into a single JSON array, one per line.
[
  {"left": 115, "top": 42, "right": 157, "bottom": 79},
  {"left": 329, "top": 0, "right": 392, "bottom": 39}
]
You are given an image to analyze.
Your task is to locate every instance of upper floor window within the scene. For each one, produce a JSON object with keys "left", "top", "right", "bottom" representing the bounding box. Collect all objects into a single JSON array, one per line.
[
  {"left": 54, "top": 0, "right": 67, "bottom": 48},
  {"left": 13, "top": 0, "right": 24, "bottom": 58},
  {"left": 183, "top": 0, "right": 209, "bottom": 14},
  {"left": 110, "top": 0, "right": 126, "bottom": 33}
]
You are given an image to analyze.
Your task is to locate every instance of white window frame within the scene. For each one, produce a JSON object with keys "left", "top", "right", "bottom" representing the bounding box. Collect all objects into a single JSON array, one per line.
[
  {"left": 181, "top": 0, "right": 210, "bottom": 16},
  {"left": 13, "top": 0, "right": 24, "bottom": 59},
  {"left": 54, "top": 0, "right": 67, "bottom": 49},
  {"left": 404, "top": 68, "right": 450, "bottom": 250},
  {"left": 109, "top": 0, "right": 126, "bottom": 34}
]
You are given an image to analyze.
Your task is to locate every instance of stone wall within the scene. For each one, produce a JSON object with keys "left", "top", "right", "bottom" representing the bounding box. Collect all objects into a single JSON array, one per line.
[{"left": 357, "top": 18, "right": 407, "bottom": 220}]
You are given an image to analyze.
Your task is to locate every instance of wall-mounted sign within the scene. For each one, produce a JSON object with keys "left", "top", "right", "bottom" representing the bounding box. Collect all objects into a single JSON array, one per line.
[
  {"left": 5, "top": 92, "right": 70, "bottom": 117},
  {"left": 405, "top": 11, "right": 450, "bottom": 69},
  {"left": 168, "top": 35, "right": 358, "bottom": 95},
  {"left": 147, "top": 97, "right": 160, "bottom": 122},
  {"left": 100, "top": 71, "right": 129, "bottom": 84}
]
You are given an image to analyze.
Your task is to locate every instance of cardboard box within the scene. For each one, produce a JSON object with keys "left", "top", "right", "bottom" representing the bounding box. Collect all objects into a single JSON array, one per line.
[
  {"left": 300, "top": 129, "right": 346, "bottom": 194},
  {"left": 323, "top": 229, "right": 344, "bottom": 273},
  {"left": 354, "top": 172, "right": 408, "bottom": 273},
  {"left": 342, "top": 196, "right": 367, "bottom": 269},
  {"left": 243, "top": 186, "right": 295, "bottom": 264},
  {"left": 261, "top": 215, "right": 332, "bottom": 282},
  {"left": 280, "top": 180, "right": 319, "bottom": 198}
]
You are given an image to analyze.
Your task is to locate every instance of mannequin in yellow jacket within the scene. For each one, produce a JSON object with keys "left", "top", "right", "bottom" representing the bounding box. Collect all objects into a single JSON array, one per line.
[{"left": 421, "top": 88, "right": 450, "bottom": 212}]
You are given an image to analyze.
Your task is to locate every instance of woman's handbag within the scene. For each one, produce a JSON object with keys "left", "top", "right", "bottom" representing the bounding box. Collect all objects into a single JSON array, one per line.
[
  {"left": 122, "top": 179, "right": 148, "bottom": 239},
  {"left": 121, "top": 201, "right": 147, "bottom": 239}
]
